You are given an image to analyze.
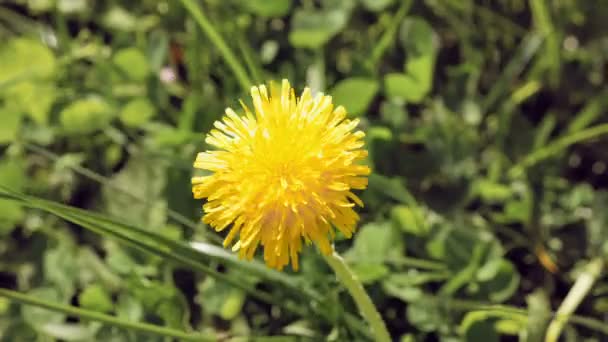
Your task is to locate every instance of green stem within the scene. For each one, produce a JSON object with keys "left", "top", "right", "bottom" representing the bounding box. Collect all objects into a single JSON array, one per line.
[
  {"left": 0, "top": 288, "right": 214, "bottom": 341},
  {"left": 237, "top": 34, "right": 263, "bottom": 83},
  {"left": 544, "top": 258, "right": 604, "bottom": 342},
  {"left": 179, "top": 0, "right": 253, "bottom": 92},
  {"left": 447, "top": 297, "right": 608, "bottom": 335},
  {"left": 324, "top": 251, "right": 391, "bottom": 342},
  {"left": 367, "top": 0, "right": 413, "bottom": 72},
  {"left": 385, "top": 256, "right": 447, "bottom": 271},
  {"left": 510, "top": 123, "right": 608, "bottom": 177},
  {"left": 22, "top": 142, "right": 223, "bottom": 244}
]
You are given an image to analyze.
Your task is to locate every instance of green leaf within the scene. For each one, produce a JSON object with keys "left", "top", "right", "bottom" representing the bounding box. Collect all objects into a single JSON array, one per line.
[
  {"left": 330, "top": 77, "right": 379, "bottom": 116},
  {"left": 0, "top": 158, "right": 26, "bottom": 234},
  {"left": 400, "top": 17, "right": 437, "bottom": 58},
  {"left": 289, "top": 8, "right": 349, "bottom": 48},
  {"left": 44, "top": 239, "right": 79, "bottom": 297},
  {"left": 197, "top": 277, "right": 246, "bottom": 320},
  {"left": 113, "top": 48, "right": 150, "bottom": 81},
  {"left": 384, "top": 73, "right": 427, "bottom": 103},
  {"left": 406, "top": 298, "right": 444, "bottom": 332},
  {"left": 0, "top": 40, "right": 57, "bottom": 125},
  {"left": 346, "top": 221, "right": 399, "bottom": 283},
  {"left": 474, "top": 179, "right": 513, "bottom": 203},
  {"left": 384, "top": 17, "right": 437, "bottom": 103},
  {"left": 57, "top": 0, "right": 88, "bottom": 14},
  {"left": 27, "top": 0, "right": 54, "bottom": 12},
  {"left": 59, "top": 97, "right": 114, "bottom": 134},
  {"left": 103, "top": 6, "right": 137, "bottom": 31},
  {"left": 39, "top": 323, "right": 96, "bottom": 341},
  {"left": 0, "top": 38, "right": 56, "bottom": 85},
  {"left": 102, "top": 155, "right": 166, "bottom": 229},
  {"left": 156, "top": 297, "right": 188, "bottom": 329},
  {"left": 461, "top": 318, "right": 500, "bottom": 342},
  {"left": 79, "top": 285, "right": 114, "bottom": 313},
  {"left": 119, "top": 98, "right": 156, "bottom": 127},
  {"left": 349, "top": 263, "right": 389, "bottom": 284},
  {"left": 459, "top": 309, "right": 527, "bottom": 341},
  {"left": 242, "top": 0, "right": 291, "bottom": 17},
  {"left": 7, "top": 82, "right": 56, "bottom": 125},
  {"left": 391, "top": 205, "right": 428, "bottom": 236},
  {"left": 359, "top": 0, "right": 393, "bottom": 12},
  {"left": 22, "top": 288, "right": 65, "bottom": 328},
  {"left": 0, "top": 107, "right": 22, "bottom": 144},
  {"left": 116, "top": 295, "right": 143, "bottom": 322},
  {"left": 477, "top": 260, "right": 520, "bottom": 303},
  {"left": 348, "top": 221, "right": 396, "bottom": 263}
]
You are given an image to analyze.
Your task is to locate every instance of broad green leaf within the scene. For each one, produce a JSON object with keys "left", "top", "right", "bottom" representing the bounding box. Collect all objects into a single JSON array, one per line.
[
  {"left": 44, "top": 239, "right": 79, "bottom": 297},
  {"left": 57, "top": 0, "right": 88, "bottom": 14},
  {"left": 7, "top": 82, "right": 56, "bottom": 124},
  {"left": 0, "top": 297, "right": 8, "bottom": 314},
  {"left": 147, "top": 123, "right": 193, "bottom": 147},
  {"left": 380, "top": 100, "right": 408, "bottom": 129},
  {"left": 78, "top": 247, "right": 122, "bottom": 290},
  {"left": 22, "top": 288, "right": 65, "bottom": 328},
  {"left": 113, "top": 48, "right": 150, "bottom": 81},
  {"left": 384, "top": 73, "right": 427, "bottom": 103},
  {"left": 27, "top": 0, "right": 54, "bottom": 12},
  {"left": 391, "top": 205, "right": 428, "bottom": 236},
  {"left": 384, "top": 17, "right": 437, "bottom": 103},
  {"left": 0, "top": 39, "right": 57, "bottom": 134},
  {"left": 0, "top": 107, "right": 22, "bottom": 144},
  {"left": 474, "top": 179, "right": 513, "bottom": 203},
  {"left": 346, "top": 221, "right": 399, "bottom": 283},
  {"left": 116, "top": 295, "right": 143, "bottom": 322},
  {"left": 349, "top": 263, "right": 389, "bottom": 284},
  {"left": 0, "top": 38, "right": 56, "bottom": 85},
  {"left": 330, "top": 77, "right": 379, "bottom": 116},
  {"left": 103, "top": 6, "right": 137, "bottom": 31},
  {"left": 400, "top": 17, "right": 437, "bottom": 58},
  {"left": 0, "top": 158, "right": 26, "bottom": 234},
  {"left": 126, "top": 276, "right": 188, "bottom": 329},
  {"left": 120, "top": 98, "right": 156, "bottom": 127},
  {"left": 79, "top": 285, "right": 113, "bottom": 313},
  {"left": 197, "top": 277, "right": 246, "bottom": 320},
  {"left": 477, "top": 260, "right": 520, "bottom": 303},
  {"left": 156, "top": 297, "right": 188, "bottom": 329},
  {"left": 242, "top": 0, "right": 291, "bottom": 17},
  {"left": 406, "top": 298, "right": 444, "bottom": 332},
  {"left": 289, "top": 9, "right": 349, "bottom": 48},
  {"left": 348, "top": 221, "right": 396, "bottom": 263},
  {"left": 102, "top": 155, "right": 166, "bottom": 229},
  {"left": 462, "top": 318, "right": 500, "bottom": 342},
  {"left": 459, "top": 309, "right": 526, "bottom": 341},
  {"left": 39, "top": 323, "right": 96, "bottom": 341},
  {"left": 59, "top": 97, "right": 114, "bottom": 134},
  {"left": 359, "top": 0, "right": 393, "bottom": 12}
]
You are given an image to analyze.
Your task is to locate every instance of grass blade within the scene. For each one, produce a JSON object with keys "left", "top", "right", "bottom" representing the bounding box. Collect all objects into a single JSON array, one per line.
[
  {"left": 0, "top": 186, "right": 313, "bottom": 317},
  {"left": 179, "top": 0, "right": 252, "bottom": 92},
  {"left": 509, "top": 123, "right": 608, "bottom": 177},
  {"left": 0, "top": 288, "right": 214, "bottom": 341}
]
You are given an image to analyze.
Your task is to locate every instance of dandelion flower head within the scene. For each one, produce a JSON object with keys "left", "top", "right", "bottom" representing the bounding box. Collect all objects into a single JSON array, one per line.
[{"left": 192, "top": 79, "right": 370, "bottom": 271}]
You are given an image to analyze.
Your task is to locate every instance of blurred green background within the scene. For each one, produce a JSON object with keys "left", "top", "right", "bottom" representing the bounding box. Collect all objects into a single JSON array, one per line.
[{"left": 1, "top": 0, "right": 608, "bottom": 341}]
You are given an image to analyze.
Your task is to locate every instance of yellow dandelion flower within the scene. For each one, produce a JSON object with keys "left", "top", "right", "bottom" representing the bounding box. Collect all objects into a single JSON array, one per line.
[{"left": 192, "top": 79, "right": 370, "bottom": 271}]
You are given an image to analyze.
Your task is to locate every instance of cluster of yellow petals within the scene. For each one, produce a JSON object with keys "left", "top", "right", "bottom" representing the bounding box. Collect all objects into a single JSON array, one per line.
[{"left": 192, "top": 79, "right": 370, "bottom": 271}]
